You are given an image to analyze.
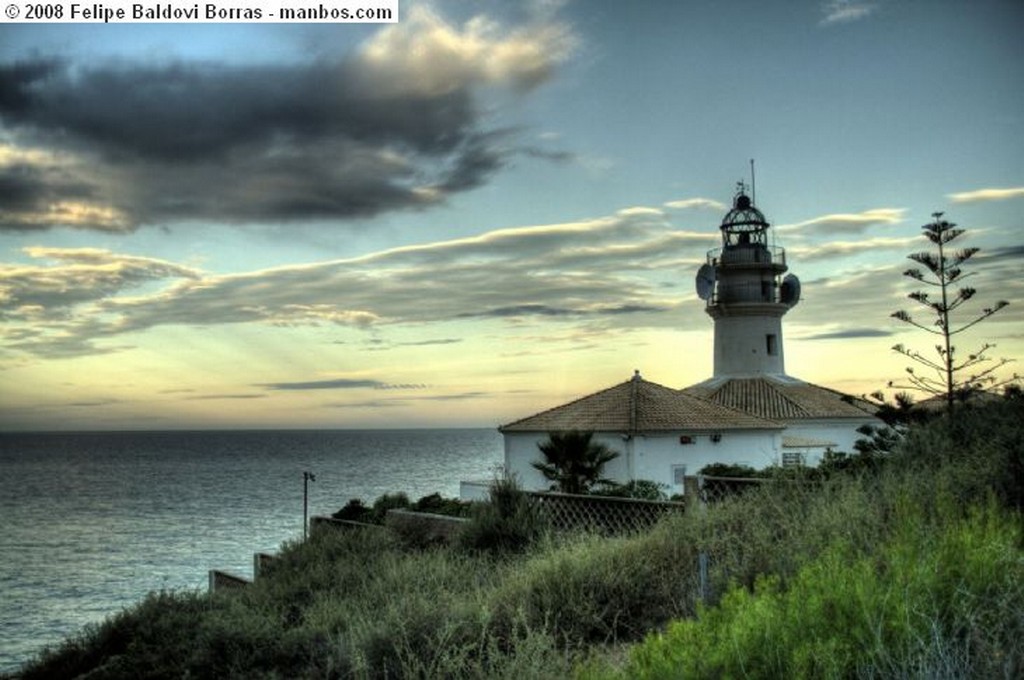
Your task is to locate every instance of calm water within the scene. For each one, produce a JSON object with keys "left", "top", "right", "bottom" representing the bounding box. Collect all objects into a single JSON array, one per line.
[{"left": 0, "top": 429, "right": 503, "bottom": 674}]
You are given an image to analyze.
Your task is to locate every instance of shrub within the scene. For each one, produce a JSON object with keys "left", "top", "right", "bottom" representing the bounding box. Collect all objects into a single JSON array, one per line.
[
  {"left": 594, "top": 479, "right": 669, "bottom": 501},
  {"left": 370, "top": 492, "right": 410, "bottom": 523},
  {"left": 332, "top": 497, "right": 372, "bottom": 522},
  {"left": 591, "top": 503, "right": 1024, "bottom": 679},
  {"left": 458, "top": 473, "right": 546, "bottom": 554},
  {"left": 697, "top": 462, "right": 758, "bottom": 477},
  {"left": 411, "top": 492, "right": 470, "bottom": 517}
]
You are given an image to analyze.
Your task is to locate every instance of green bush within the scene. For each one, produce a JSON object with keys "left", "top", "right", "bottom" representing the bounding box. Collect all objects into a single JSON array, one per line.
[
  {"left": 594, "top": 479, "right": 669, "bottom": 500},
  {"left": 458, "top": 473, "right": 546, "bottom": 554},
  {"left": 332, "top": 497, "right": 372, "bottom": 522},
  {"left": 410, "top": 491, "right": 470, "bottom": 517},
  {"left": 589, "top": 503, "right": 1024, "bottom": 679}
]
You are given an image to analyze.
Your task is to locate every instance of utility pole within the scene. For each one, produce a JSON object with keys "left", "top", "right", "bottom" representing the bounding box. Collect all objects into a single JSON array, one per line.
[{"left": 303, "top": 471, "right": 316, "bottom": 540}]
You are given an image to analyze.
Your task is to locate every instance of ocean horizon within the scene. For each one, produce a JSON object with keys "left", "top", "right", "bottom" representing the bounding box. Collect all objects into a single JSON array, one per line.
[{"left": 0, "top": 428, "right": 504, "bottom": 673}]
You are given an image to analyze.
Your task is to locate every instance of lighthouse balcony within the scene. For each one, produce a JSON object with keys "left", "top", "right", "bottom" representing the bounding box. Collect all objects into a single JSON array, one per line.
[{"left": 707, "top": 245, "right": 786, "bottom": 270}]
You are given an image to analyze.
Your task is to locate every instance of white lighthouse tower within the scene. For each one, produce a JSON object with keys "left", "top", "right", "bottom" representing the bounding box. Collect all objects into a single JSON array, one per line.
[{"left": 695, "top": 183, "right": 801, "bottom": 378}]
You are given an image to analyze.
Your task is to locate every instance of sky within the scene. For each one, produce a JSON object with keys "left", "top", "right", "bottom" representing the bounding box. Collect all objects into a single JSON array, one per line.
[{"left": 0, "top": 0, "right": 1022, "bottom": 431}]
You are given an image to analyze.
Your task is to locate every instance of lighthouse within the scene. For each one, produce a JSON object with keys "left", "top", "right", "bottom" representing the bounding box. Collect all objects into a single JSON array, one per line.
[
  {"left": 695, "top": 184, "right": 801, "bottom": 378},
  {"left": 492, "top": 180, "right": 881, "bottom": 499}
]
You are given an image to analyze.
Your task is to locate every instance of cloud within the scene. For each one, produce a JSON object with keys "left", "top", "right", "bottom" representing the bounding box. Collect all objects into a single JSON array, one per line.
[
  {"left": 12, "top": 201, "right": 1010, "bottom": 362},
  {"left": 1, "top": 206, "right": 694, "bottom": 358},
  {"left": 257, "top": 378, "right": 428, "bottom": 391},
  {"left": 788, "top": 236, "right": 917, "bottom": 262},
  {"left": 0, "top": 247, "right": 199, "bottom": 320},
  {"left": 977, "top": 245, "right": 1024, "bottom": 263},
  {"left": 0, "top": 6, "right": 572, "bottom": 232},
  {"left": 778, "top": 208, "right": 905, "bottom": 235},
  {"left": 329, "top": 390, "right": 493, "bottom": 409},
  {"left": 457, "top": 302, "right": 670, "bottom": 319},
  {"left": 820, "top": 1, "right": 876, "bottom": 25},
  {"left": 947, "top": 187, "right": 1024, "bottom": 204},
  {"left": 664, "top": 198, "right": 727, "bottom": 211},
  {"left": 185, "top": 393, "right": 268, "bottom": 400},
  {"left": 800, "top": 327, "right": 895, "bottom": 340},
  {"left": 360, "top": 337, "right": 464, "bottom": 351},
  {"left": 257, "top": 378, "right": 385, "bottom": 390},
  {"left": 357, "top": 6, "right": 573, "bottom": 98}
]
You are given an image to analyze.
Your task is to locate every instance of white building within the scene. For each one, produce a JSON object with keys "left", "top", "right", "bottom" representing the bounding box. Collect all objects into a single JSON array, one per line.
[{"left": 493, "top": 186, "right": 879, "bottom": 496}]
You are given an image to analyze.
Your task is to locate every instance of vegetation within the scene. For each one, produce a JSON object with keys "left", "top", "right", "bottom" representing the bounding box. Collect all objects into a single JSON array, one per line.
[
  {"left": 890, "top": 211, "right": 1016, "bottom": 411},
  {"left": 11, "top": 398, "right": 1023, "bottom": 679},
  {"left": 594, "top": 479, "right": 669, "bottom": 501},
  {"left": 332, "top": 492, "right": 470, "bottom": 525},
  {"left": 532, "top": 430, "right": 620, "bottom": 494},
  {"left": 457, "top": 472, "right": 546, "bottom": 554}
]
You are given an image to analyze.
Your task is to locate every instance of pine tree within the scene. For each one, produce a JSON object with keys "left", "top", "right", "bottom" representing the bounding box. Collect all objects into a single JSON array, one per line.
[{"left": 890, "top": 212, "right": 1016, "bottom": 412}]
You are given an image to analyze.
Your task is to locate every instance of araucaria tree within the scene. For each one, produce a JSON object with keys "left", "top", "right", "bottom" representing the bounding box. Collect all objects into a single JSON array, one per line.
[
  {"left": 891, "top": 212, "right": 1014, "bottom": 411},
  {"left": 532, "top": 430, "right": 619, "bottom": 495}
]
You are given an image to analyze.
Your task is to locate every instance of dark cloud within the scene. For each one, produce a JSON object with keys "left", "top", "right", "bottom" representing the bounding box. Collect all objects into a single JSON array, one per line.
[
  {"left": 257, "top": 378, "right": 385, "bottom": 390},
  {"left": 362, "top": 338, "right": 464, "bottom": 351},
  {"left": 977, "top": 245, "right": 1024, "bottom": 263},
  {"left": 257, "top": 378, "right": 428, "bottom": 391},
  {"left": 185, "top": 393, "right": 268, "bottom": 400},
  {"left": 68, "top": 398, "right": 121, "bottom": 407},
  {"left": 0, "top": 9, "right": 571, "bottom": 232},
  {"left": 801, "top": 328, "right": 895, "bottom": 340},
  {"left": 458, "top": 302, "right": 670, "bottom": 319}
]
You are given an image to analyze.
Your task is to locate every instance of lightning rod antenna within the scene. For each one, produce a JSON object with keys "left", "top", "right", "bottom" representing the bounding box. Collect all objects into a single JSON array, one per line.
[{"left": 750, "top": 158, "right": 756, "bottom": 205}]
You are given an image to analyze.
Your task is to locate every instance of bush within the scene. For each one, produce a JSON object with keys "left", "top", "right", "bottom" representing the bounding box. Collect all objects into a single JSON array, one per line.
[
  {"left": 332, "top": 498, "right": 372, "bottom": 522},
  {"left": 697, "top": 462, "right": 759, "bottom": 477},
  {"left": 371, "top": 492, "right": 410, "bottom": 523},
  {"left": 458, "top": 473, "right": 546, "bottom": 554},
  {"left": 411, "top": 492, "right": 470, "bottom": 518},
  {"left": 492, "top": 522, "right": 700, "bottom": 647},
  {"left": 603, "top": 503, "right": 1024, "bottom": 679},
  {"left": 594, "top": 479, "right": 669, "bottom": 500},
  {"left": 332, "top": 492, "right": 469, "bottom": 526}
]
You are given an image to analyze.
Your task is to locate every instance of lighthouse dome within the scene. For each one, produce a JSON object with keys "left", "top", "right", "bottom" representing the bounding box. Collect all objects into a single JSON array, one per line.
[{"left": 720, "top": 190, "right": 769, "bottom": 234}]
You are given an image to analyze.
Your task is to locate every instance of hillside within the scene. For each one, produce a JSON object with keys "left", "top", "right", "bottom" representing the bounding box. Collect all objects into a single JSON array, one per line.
[{"left": 10, "top": 398, "right": 1023, "bottom": 679}]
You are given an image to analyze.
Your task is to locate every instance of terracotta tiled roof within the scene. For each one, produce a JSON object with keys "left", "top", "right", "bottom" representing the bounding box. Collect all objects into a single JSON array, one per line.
[
  {"left": 683, "top": 377, "right": 877, "bottom": 421},
  {"left": 500, "top": 373, "right": 782, "bottom": 433}
]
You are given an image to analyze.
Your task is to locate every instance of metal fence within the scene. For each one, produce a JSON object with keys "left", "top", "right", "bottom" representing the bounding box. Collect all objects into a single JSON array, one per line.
[{"left": 525, "top": 491, "right": 685, "bottom": 535}]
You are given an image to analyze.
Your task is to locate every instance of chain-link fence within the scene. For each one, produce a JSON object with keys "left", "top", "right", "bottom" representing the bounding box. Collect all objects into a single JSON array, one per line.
[{"left": 525, "top": 491, "right": 685, "bottom": 535}]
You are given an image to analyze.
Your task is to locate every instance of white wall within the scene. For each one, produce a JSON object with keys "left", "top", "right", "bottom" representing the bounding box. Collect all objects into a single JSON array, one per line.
[
  {"left": 504, "top": 429, "right": 781, "bottom": 495},
  {"left": 783, "top": 418, "right": 879, "bottom": 465},
  {"left": 504, "top": 432, "right": 630, "bottom": 492},
  {"left": 712, "top": 313, "right": 786, "bottom": 377}
]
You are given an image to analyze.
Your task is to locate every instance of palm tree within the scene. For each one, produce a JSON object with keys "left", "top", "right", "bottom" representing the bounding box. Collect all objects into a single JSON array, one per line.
[{"left": 531, "top": 430, "right": 619, "bottom": 494}]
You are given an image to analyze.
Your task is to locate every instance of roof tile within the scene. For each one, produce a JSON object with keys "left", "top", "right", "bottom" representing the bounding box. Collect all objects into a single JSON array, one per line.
[{"left": 500, "top": 374, "right": 782, "bottom": 433}]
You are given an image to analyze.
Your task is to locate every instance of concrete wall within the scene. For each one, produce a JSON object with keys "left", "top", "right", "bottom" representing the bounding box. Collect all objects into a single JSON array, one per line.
[{"left": 504, "top": 429, "right": 781, "bottom": 494}]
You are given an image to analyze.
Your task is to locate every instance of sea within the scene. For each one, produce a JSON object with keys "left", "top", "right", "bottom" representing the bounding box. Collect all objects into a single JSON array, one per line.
[{"left": 0, "top": 428, "right": 504, "bottom": 674}]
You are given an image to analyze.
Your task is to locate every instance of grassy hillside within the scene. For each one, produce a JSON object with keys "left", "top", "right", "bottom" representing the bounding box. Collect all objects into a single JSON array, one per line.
[{"left": 11, "top": 398, "right": 1023, "bottom": 679}]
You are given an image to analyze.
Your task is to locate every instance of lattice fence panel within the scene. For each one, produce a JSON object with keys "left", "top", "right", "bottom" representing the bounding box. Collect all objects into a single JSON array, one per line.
[{"left": 526, "top": 492, "right": 685, "bottom": 535}]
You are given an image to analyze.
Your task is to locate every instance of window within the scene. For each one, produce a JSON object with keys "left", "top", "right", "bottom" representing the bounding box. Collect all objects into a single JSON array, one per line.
[
  {"left": 672, "top": 465, "right": 688, "bottom": 485},
  {"left": 766, "top": 334, "right": 778, "bottom": 356},
  {"left": 782, "top": 451, "right": 804, "bottom": 468}
]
